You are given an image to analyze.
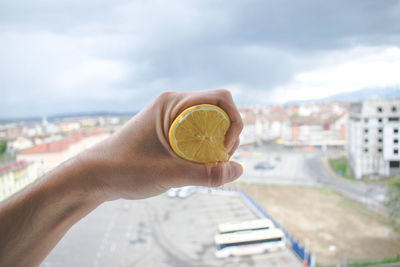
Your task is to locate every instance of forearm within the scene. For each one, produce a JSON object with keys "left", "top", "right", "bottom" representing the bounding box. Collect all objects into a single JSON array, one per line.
[
  {"left": 0, "top": 154, "right": 103, "bottom": 267},
  {"left": 0, "top": 89, "right": 243, "bottom": 267}
]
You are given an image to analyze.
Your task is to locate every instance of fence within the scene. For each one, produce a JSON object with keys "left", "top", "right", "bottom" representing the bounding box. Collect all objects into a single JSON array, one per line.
[{"left": 203, "top": 186, "right": 315, "bottom": 266}]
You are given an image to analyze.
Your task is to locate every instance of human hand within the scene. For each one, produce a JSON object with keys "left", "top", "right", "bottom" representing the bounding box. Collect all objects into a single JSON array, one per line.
[{"left": 82, "top": 89, "right": 243, "bottom": 201}]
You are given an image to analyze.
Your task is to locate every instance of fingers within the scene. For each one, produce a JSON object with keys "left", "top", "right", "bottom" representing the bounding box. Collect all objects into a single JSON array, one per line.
[
  {"left": 176, "top": 160, "right": 243, "bottom": 187},
  {"left": 228, "top": 138, "right": 240, "bottom": 157},
  {"left": 168, "top": 89, "right": 243, "bottom": 151},
  {"left": 214, "top": 90, "right": 243, "bottom": 151},
  {"left": 208, "top": 161, "right": 243, "bottom": 187}
]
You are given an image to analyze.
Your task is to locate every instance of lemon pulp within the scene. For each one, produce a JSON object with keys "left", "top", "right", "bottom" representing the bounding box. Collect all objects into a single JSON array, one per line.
[{"left": 168, "top": 104, "right": 231, "bottom": 163}]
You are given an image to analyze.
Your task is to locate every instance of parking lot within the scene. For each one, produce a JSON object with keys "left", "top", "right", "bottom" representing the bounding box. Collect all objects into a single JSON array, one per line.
[
  {"left": 40, "top": 191, "right": 301, "bottom": 267},
  {"left": 233, "top": 145, "right": 319, "bottom": 186}
]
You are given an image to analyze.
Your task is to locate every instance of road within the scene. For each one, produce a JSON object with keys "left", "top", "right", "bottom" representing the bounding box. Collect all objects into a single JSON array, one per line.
[
  {"left": 304, "top": 154, "right": 387, "bottom": 210},
  {"left": 236, "top": 143, "right": 387, "bottom": 210}
]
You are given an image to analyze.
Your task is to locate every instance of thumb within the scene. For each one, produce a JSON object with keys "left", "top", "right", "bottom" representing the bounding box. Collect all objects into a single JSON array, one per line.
[
  {"left": 207, "top": 161, "right": 243, "bottom": 187},
  {"left": 178, "top": 160, "right": 243, "bottom": 187}
]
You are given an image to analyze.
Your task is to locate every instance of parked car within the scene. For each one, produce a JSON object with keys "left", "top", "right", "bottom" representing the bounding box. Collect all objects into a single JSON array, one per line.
[
  {"left": 254, "top": 161, "right": 275, "bottom": 170},
  {"left": 177, "top": 186, "right": 197, "bottom": 198},
  {"left": 167, "top": 188, "right": 180, "bottom": 197}
]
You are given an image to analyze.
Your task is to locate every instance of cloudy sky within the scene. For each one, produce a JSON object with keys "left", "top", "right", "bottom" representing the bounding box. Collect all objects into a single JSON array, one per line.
[{"left": 1, "top": 0, "right": 400, "bottom": 118}]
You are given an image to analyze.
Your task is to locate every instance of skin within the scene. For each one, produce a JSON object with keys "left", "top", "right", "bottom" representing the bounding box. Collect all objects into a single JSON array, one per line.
[{"left": 0, "top": 89, "right": 243, "bottom": 267}]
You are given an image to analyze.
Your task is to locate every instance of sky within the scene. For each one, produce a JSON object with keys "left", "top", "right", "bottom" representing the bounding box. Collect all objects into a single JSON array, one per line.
[{"left": 1, "top": 0, "right": 400, "bottom": 118}]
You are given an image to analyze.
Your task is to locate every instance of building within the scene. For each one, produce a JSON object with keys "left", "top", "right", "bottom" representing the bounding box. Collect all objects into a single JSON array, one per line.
[
  {"left": 281, "top": 113, "right": 347, "bottom": 148},
  {"left": 239, "top": 107, "right": 287, "bottom": 145},
  {"left": 347, "top": 99, "right": 400, "bottom": 179},
  {"left": 17, "top": 129, "right": 110, "bottom": 176},
  {"left": 0, "top": 160, "right": 38, "bottom": 201},
  {"left": 10, "top": 136, "right": 34, "bottom": 151}
]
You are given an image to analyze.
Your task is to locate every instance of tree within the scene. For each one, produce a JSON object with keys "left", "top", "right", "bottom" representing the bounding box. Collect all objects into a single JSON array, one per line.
[{"left": 0, "top": 140, "right": 7, "bottom": 154}]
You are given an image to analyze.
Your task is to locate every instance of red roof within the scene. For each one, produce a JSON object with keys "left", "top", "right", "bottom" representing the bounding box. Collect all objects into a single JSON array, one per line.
[
  {"left": 0, "top": 160, "right": 27, "bottom": 175},
  {"left": 20, "top": 129, "right": 106, "bottom": 155}
]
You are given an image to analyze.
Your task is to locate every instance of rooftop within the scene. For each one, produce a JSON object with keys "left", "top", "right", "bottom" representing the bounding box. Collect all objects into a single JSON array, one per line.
[
  {"left": 0, "top": 160, "right": 28, "bottom": 175},
  {"left": 20, "top": 129, "right": 106, "bottom": 155}
]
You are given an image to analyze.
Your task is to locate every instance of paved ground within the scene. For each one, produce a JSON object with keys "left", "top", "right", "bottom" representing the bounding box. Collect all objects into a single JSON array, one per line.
[
  {"left": 235, "top": 143, "right": 387, "bottom": 210},
  {"left": 40, "top": 191, "right": 301, "bottom": 267},
  {"left": 235, "top": 143, "right": 335, "bottom": 186}
]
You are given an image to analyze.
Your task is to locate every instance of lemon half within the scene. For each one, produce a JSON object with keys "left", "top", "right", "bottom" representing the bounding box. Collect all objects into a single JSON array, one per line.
[{"left": 168, "top": 104, "right": 231, "bottom": 163}]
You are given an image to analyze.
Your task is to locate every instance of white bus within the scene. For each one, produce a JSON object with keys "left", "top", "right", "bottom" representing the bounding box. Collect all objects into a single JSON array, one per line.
[
  {"left": 214, "top": 228, "right": 285, "bottom": 258},
  {"left": 217, "top": 219, "right": 274, "bottom": 234}
]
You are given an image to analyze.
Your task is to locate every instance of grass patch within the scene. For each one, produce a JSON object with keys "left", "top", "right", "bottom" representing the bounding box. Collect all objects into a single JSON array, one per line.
[
  {"left": 329, "top": 156, "right": 355, "bottom": 180},
  {"left": 385, "top": 176, "right": 400, "bottom": 222},
  {"left": 348, "top": 254, "right": 400, "bottom": 266},
  {"left": 337, "top": 198, "right": 374, "bottom": 218},
  {"left": 315, "top": 187, "right": 336, "bottom": 196},
  {"left": 337, "top": 197, "right": 392, "bottom": 225},
  {"left": 387, "top": 176, "right": 400, "bottom": 188}
]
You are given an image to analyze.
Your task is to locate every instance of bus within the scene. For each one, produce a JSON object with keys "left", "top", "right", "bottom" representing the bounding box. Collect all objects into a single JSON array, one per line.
[
  {"left": 214, "top": 228, "right": 286, "bottom": 258},
  {"left": 217, "top": 219, "right": 274, "bottom": 234}
]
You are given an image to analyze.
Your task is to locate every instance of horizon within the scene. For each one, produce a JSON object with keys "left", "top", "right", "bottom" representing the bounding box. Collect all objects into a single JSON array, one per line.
[{"left": 1, "top": 89, "right": 400, "bottom": 122}]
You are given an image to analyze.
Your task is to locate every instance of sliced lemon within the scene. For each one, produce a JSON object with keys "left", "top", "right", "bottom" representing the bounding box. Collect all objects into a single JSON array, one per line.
[{"left": 168, "top": 104, "right": 231, "bottom": 163}]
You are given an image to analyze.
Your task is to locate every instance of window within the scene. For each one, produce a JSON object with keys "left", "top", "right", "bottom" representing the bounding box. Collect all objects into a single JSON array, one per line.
[
  {"left": 378, "top": 118, "right": 383, "bottom": 123},
  {"left": 378, "top": 148, "right": 382, "bottom": 153},
  {"left": 378, "top": 138, "right": 383, "bottom": 143},
  {"left": 377, "top": 107, "right": 383, "bottom": 112},
  {"left": 395, "top": 128, "right": 399, "bottom": 134},
  {"left": 395, "top": 139, "right": 399, "bottom": 144},
  {"left": 389, "top": 117, "right": 399, "bottom": 122},
  {"left": 364, "top": 128, "right": 369, "bottom": 134},
  {"left": 390, "top": 161, "right": 400, "bottom": 168},
  {"left": 364, "top": 138, "right": 368, "bottom": 143},
  {"left": 395, "top": 148, "right": 399, "bottom": 155},
  {"left": 378, "top": 128, "right": 383, "bottom": 134},
  {"left": 392, "top": 106, "right": 397, "bottom": 112},
  {"left": 364, "top": 148, "right": 369, "bottom": 153}
]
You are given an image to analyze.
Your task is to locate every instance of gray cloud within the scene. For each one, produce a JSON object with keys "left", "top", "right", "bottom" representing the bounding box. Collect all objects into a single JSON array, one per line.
[{"left": 1, "top": 0, "right": 400, "bottom": 118}]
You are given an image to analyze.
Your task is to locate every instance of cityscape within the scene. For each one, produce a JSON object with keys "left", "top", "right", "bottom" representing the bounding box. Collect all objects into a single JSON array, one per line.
[
  {"left": 1, "top": 97, "right": 399, "bottom": 266},
  {"left": 2, "top": 1, "right": 400, "bottom": 266}
]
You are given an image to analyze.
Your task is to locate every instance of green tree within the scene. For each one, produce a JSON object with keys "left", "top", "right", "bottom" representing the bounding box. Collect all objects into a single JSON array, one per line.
[{"left": 0, "top": 140, "right": 7, "bottom": 154}]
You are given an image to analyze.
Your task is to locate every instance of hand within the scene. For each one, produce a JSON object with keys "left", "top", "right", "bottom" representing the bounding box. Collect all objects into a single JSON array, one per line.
[{"left": 82, "top": 89, "right": 244, "bottom": 201}]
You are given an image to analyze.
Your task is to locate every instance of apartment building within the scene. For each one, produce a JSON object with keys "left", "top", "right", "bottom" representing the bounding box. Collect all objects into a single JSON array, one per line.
[
  {"left": 281, "top": 114, "right": 347, "bottom": 147},
  {"left": 347, "top": 99, "right": 400, "bottom": 179},
  {"left": 0, "top": 160, "right": 38, "bottom": 201}
]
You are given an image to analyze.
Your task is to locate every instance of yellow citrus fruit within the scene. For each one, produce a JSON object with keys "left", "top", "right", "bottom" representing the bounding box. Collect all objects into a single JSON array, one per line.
[{"left": 168, "top": 104, "right": 231, "bottom": 163}]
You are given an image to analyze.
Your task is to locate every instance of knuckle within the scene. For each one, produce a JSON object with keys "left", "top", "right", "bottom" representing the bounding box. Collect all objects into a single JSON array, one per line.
[
  {"left": 157, "top": 91, "right": 175, "bottom": 102},
  {"left": 236, "top": 113, "right": 244, "bottom": 129},
  {"left": 238, "top": 121, "right": 244, "bottom": 132},
  {"left": 217, "top": 89, "right": 232, "bottom": 99}
]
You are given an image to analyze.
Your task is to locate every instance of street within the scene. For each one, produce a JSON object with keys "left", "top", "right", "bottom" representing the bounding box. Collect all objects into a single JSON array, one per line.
[{"left": 236, "top": 143, "right": 387, "bottom": 210}]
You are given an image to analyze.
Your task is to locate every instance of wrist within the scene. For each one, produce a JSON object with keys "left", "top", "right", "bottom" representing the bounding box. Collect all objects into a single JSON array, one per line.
[{"left": 52, "top": 152, "right": 107, "bottom": 207}]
